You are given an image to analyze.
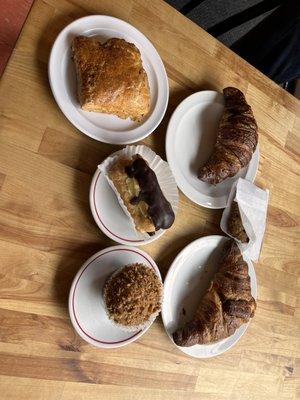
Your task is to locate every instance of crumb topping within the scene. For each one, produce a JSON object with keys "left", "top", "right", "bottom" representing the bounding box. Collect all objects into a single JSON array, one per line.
[{"left": 103, "top": 263, "right": 162, "bottom": 326}]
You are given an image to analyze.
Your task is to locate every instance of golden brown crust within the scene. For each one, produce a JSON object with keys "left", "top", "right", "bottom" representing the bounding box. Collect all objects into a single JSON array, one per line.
[
  {"left": 198, "top": 87, "right": 258, "bottom": 184},
  {"left": 71, "top": 36, "right": 150, "bottom": 121},
  {"left": 108, "top": 157, "right": 156, "bottom": 234},
  {"left": 227, "top": 202, "right": 249, "bottom": 243},
  {"left": 173, "top": 240, "right": 256, "bottom": 346}
]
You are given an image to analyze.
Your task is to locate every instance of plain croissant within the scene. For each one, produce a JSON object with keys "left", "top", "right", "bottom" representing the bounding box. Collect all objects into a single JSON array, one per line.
[
  {"left": 198, "top": 87, "right": 258, "bottom": 185},
  {"left": 173, "top": 240, "right": 256, "bottom": 347}
]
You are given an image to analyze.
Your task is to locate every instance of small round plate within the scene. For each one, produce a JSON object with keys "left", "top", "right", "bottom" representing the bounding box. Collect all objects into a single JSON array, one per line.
[
  {"left": 69, "top": 245, "right": 161, "bottom": 348},
  {"left": 90, "top": 145, "right": 178, "bottom": 246},
  {"left": 48, "top": 15, "right": 168, "bottom": 144},
  {"left": 161, "top": 235, "right": 257, "bottom": 358},
  {"left": 166, "top": 91, "right": 259, "bottom": 209}
]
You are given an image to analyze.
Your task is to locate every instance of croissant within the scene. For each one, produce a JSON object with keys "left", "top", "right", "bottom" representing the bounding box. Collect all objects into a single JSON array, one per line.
[
  {"left": 227, "top": 202, "right": 249, "bottom": 243},
  {"left": 173, "top": 240, "right": 256, "bottom": 346},
  {"left": 198, "top": 87, "right": 258, "bottom": 184}
]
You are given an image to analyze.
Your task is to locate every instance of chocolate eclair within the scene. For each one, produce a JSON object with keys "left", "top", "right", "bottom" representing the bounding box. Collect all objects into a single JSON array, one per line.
[{"left": 107, "top": 155, "right": 175, "bottom": 235}]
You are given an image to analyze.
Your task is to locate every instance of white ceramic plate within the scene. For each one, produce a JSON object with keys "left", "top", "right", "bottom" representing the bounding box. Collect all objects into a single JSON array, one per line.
[
  {"left": 69, "top": 245, "right": 161, "bottom": 348},
  {"left": 48, "top": 15, "right": 168, "bottom": 144},
  {"left": 90, "top": 145, "right": 178, "bottom": 246},
  {"left": 162, "top": 235, "right": 257, "bottom": 358},
  {"left": 166, "top": 91, "right": 259, "bottom": 209}
]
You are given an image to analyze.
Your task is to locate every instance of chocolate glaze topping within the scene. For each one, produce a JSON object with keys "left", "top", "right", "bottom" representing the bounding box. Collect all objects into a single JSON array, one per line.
[{"left": 125, "top": 156, "right": 175, "bottom": 231}]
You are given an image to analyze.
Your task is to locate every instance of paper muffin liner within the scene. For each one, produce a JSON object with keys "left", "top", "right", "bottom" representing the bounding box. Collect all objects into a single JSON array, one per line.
[
  {"left": 98, "top": 145, "right": 179, "bottom": 240},
  {"left": 103, "top": 263, "right": 163, "bottom": 332}
]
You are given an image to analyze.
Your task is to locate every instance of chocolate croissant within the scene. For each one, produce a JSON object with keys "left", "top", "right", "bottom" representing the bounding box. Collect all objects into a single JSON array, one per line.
[
  {"left": 173, "top": 240, "right": 256, "bottom": 346},
  {"left": 198, "top": 87, "right": 258, "bottom": 185},
  {"left": 108, "top": 155, "right": 175, "bottom": 235},
  {"left": 227, "top": 202, "right": 249, "bottom": 243}
]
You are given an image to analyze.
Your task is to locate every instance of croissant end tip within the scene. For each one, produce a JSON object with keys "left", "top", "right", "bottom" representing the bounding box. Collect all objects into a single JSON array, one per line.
[
  {"left": 172, "top": 331, "right": 181, "bottom": 346},
  {"left": 198, "top": 167, "right": 218, "bottom": 185}
]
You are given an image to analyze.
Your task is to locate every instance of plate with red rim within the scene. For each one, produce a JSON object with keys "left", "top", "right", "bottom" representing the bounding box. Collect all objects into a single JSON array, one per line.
[
  {"left": 89, "top": 145, "right": 179, "bottom": 246},
  {"left": 68, "top": 245, "right": 161, "bottom": 348},
  {"left": 161, "top": 235, "right": 257, "bottom": 358},
  {"left": 48, "top": 15, "right": 169, "bottom": 145}
]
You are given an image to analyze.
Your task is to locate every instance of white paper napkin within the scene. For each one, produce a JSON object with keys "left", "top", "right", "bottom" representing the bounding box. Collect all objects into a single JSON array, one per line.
[{"left": 221, "top": 178, "right": 269, "bottom": 262}]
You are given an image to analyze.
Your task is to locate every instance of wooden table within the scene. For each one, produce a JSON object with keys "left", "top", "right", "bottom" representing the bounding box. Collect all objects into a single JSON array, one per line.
[{"left": 0, "top": 1, "right": 299, "bottom": 399}]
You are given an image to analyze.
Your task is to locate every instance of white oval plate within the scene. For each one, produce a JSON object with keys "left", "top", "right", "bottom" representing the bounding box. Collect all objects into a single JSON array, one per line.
[
  {"left": 166, "top": 91, "right": 259, "bottom": 209},
  {"left": 48, "top": 15, "right": 169, "bottom": 144},
  {"left": 90, "top": 145, "right": 178, "bottom": 246},
  {"left": 162, "top": 235, "right": 257, "bottom": 358},
  {"left": 69, "top": 245, "right": 161, "bottom": 348}
]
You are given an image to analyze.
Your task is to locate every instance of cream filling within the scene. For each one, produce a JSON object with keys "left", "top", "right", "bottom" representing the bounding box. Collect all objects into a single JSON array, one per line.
[{"left": 126, "top": 177, "right": 149, "bottom": 218}]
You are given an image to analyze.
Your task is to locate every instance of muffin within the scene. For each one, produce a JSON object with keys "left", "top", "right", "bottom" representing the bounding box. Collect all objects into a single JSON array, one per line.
[{"left": 103, "top": 263, "right": 163, "bottom": 331}]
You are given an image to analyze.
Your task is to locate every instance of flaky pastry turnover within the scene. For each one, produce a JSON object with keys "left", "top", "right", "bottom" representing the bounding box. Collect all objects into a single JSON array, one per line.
[{"left": 71, "top": 36, "right": 150, "bottom": 121}]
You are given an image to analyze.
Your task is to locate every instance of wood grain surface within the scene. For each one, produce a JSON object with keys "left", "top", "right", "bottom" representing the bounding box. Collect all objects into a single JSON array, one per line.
[{"left": 0, "top": 0, "right": 299, "bottom": 399}]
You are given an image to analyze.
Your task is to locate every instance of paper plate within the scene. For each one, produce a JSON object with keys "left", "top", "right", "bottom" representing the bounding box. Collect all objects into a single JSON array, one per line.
[
  {"left": 69, "top": 245, "right": 161, "bottom": 348},
  {"left": 166, "top": 91, "right": 259, "bottom": 209},
  {"left": 48, "top": 15, "right": 168, "bottom": 144},
  {"left": 161, "top": 235, "right": 257, "bottom": 358},
  {"left": 90, "top": 145, "right": 178, "bottom": 246}
]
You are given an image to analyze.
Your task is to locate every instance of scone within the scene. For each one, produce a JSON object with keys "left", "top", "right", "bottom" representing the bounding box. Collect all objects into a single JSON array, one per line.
[
  {"left": 107, "top": 155, "right": 175, "bottom": 235},
  {"left": 71, "top": 36, "right": 150, "bottom": 121}
]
